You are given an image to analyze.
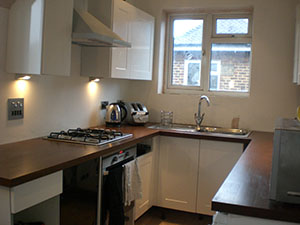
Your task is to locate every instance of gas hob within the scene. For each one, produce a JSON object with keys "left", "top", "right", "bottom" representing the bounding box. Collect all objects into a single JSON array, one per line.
[{"left": 45, "top": 128, "right": 133, "bottom": 146}]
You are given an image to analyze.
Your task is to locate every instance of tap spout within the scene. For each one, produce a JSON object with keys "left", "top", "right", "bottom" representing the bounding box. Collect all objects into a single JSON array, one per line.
[
  {"left": 198, "top": 95, "right": 210, "bottom": 117},
  {"left": 195, "top": 95, "right": 210, "bottom": 131}
]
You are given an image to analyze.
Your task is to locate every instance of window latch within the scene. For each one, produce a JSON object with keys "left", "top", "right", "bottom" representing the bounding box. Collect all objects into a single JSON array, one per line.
[{"left": 202, "top": 50, "right": 206, "bottom": 56}]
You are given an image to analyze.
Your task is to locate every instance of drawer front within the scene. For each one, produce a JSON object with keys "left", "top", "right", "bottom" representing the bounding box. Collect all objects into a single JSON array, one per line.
[{"left": 11, "top": 171, "right": 62, "bottom": 213}]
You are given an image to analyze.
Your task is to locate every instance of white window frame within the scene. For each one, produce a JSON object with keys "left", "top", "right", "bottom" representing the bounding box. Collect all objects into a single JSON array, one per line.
[
  {"left": 212, "top": 14, "right": 253, "bottom": 38},
  {"left": 164, "top": 11, "right": 253, "bottom": 95},
  {"left": 165, "top": 14, "right": 207, "bottom": 92},
  {"left": 183, "top": 60, "right": 201, "bottom": 86}
]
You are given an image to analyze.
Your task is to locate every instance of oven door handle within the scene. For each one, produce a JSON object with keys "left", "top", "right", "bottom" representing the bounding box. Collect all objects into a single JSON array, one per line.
[{"left": 287, "top": 191, "right": 300, "bottom": 197}]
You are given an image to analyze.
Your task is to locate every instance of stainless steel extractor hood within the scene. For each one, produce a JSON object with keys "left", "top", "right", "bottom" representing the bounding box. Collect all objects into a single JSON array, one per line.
[{"left": 72, "top": 1, "right": 131, "bottom": 47}]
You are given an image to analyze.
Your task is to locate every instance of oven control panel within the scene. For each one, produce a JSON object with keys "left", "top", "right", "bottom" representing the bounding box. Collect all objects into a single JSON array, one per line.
[{"left": 102, "top": 146, "right": 137, "bottom": 170}]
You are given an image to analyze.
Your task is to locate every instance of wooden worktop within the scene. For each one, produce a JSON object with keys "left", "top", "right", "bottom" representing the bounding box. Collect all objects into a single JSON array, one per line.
[
  {"left": 212, "top": 131, "right": 300, "bottom": 223},
  {"left": 0, "top": 125, "right": 299, "bottom": 223},
  {"left": 0, "top": 125, "right": 251, "bottom": 187},
  {"left": 0, "top": 126, "right": 158, "bottom": 187}
]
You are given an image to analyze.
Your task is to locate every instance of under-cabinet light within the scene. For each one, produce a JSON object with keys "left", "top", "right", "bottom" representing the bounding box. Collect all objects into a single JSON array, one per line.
[
  {"left": 16, "top": 75, "right": 31, "bottom": 80},
  {"left": 89, "top": 77, "right": 101, "bottom": 83}
]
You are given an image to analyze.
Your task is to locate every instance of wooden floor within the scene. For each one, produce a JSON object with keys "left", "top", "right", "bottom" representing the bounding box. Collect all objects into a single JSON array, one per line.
[{"left": 135, "top": 207, "right": 212, "bottom": 225}]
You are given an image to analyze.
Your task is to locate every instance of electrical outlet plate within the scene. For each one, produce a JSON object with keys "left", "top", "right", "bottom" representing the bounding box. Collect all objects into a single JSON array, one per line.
[
  {"left": 8, "top": 98, "right": 24, "bottom": 120},
  {"left": 101, "top": 101, "right": 109, "bottom": 110}
]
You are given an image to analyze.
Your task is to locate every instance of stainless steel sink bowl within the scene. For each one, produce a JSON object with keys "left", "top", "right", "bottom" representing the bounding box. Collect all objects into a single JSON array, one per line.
[
  {"left": 147, "top": 124, "right": 251, "bottom": 137},
  {"left": 199, "top": 126, "right": 250, "bottom": 136},
  {"left": 147, "top": 124, "right": 197, "bottom": 132}
]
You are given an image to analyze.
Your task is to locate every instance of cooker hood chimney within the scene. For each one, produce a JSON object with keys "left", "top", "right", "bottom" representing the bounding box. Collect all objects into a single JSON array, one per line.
[{"left": 72, "top": 0, "right": 131, "bottom": 47}]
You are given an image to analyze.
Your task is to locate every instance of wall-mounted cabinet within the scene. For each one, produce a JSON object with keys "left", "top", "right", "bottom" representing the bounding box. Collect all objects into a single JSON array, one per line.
[
  {"left": 6, "top": 0, "right": 73, "bottom": 76},
  {"left": 81, "top": 0, "right": 154, "bottom": 80}
]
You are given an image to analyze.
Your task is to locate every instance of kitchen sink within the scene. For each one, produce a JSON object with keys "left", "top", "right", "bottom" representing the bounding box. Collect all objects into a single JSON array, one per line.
[
  {"left": 148, "top": 124, "right": 197, "bottom": 132},
  {"left": 148, "top": 124, "right": 251, "bottom": 137}
]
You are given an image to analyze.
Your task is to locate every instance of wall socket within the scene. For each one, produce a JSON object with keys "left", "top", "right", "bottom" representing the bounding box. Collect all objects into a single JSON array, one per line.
[
  {"left": 8, "top": 98, "right": 24, "bottom": 120},
  {"left": 101, "top": 101, "right": 109, "bottom": 110}
]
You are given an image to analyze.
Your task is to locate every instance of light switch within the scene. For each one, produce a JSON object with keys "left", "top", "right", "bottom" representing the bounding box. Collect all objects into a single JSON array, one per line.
[{"left": 8, "top": 98, "right": 24, "bottom": 120}]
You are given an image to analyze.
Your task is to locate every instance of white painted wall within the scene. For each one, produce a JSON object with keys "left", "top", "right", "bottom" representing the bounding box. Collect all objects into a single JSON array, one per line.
[
  {"left": 0, "top": 7, "right": 131, "bottom": 144},
  {"left": 126, "top": 0, "right": 300, "bottom": 132}
]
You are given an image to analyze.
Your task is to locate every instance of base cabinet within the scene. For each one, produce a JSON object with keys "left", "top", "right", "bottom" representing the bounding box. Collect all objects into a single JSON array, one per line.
[
  {"left": 134, "top": 152, "right": 153, "bottom": 220},
  {"left": 212, "top": 212, "right": 300, "bottom": 225},
  {"left": 0, "top": 171, "right": 62, "bottom": 225},
  {"left": 157, "top": 136, "right": 199, "bottom": 212},
  {"left": 197, "top": 140, "right": 243, "bottom": 215},
  {"left": 157, "top": 136, "right": 243, "bottom": 215}
]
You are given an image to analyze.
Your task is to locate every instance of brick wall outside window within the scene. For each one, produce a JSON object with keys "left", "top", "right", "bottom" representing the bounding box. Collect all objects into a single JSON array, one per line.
[{"left": 172, "top": 51, "right": 250, "bottom": 90}]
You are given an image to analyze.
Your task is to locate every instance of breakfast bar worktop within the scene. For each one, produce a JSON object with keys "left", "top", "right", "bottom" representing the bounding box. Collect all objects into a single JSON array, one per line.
[
  {"left": 0, "top": 125, "right": 300, "bottom": 223},
  {"left": 212, "top": 131, "right": 300, "bottom": 223}
]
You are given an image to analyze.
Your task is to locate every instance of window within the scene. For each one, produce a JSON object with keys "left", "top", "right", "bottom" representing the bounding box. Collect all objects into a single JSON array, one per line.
[{"left": 165, "top": 12, "right": 252, "bottom": 94}]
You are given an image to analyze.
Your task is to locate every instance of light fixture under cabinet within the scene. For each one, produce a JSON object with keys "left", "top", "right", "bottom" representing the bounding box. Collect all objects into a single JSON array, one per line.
[
  {"left": 16, "top": 75, "right": 31, "bottom": 80},
  {"left": 89, "top": 77, "right": 100, "bottom": 83}
]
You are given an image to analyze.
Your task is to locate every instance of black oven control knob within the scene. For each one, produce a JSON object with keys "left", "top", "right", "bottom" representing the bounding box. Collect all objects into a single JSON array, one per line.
[
  {"left": 124, "top": 152, "right": 129, "bottom": 158},
  {"left": 111, "top": 156, "right": 118, "bottom": 164}
]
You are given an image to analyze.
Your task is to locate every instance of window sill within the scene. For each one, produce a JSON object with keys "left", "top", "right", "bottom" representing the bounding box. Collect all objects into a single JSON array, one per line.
[{"left": 163, "top": 88, "right": 250, "bottom": 98}]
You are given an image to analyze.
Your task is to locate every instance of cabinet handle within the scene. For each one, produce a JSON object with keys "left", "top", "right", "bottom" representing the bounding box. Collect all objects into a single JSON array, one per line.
[
  {"left": 116, "top": 67, "right": 126, "bottom": 71},
  {"left": 287, "top": 191, "right": 300, "bottom": 197}
]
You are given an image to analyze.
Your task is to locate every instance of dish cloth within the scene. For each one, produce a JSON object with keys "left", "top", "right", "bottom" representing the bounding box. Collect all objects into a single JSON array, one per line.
[{"left": 124, "top": 159, "right": 142, "bottom": 206}]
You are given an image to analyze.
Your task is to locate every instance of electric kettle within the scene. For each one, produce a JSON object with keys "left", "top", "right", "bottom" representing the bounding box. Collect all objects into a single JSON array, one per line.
[{"left": 105, "top": 103, "right": 127, "bottom": 127}]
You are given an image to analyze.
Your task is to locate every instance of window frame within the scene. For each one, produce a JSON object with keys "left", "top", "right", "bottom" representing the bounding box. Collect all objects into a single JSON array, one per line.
[
  {"left": 212, "top": 14, "right": 253, "bottom": 38},
  {"left": 165, "top": 14, "right": 207, "bottom": 92},
  {"left": 164, "top": 11, "right": 253, "bottom": 95}
]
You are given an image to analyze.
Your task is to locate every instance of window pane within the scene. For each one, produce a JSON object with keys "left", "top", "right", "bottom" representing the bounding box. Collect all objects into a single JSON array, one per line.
[
  {"left": 216, "top": 18, "right": 249, "bottom": 34},
  {"left": 210, "top": 75, "right": 219, "bottom": 90},
  {"left": 209, "top": 43, "right": 251, "bottom": 92},
  {"left": 171, "top": 19, "right": 203, "bottom": 86}
]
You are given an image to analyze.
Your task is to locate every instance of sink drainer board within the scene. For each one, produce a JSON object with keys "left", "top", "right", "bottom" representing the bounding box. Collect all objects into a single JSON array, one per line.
[{"left": 147, "top": 124, "right": 251, "bottom": 138}]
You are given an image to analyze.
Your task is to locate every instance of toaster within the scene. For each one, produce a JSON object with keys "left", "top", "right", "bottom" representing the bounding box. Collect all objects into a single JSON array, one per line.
[{"left": 124, "top": 102, "right": 149, "bottom": 125}]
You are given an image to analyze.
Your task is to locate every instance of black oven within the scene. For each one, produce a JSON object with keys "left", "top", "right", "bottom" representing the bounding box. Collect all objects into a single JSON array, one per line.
[{"left": 100, "top": 146, "right": 136, "bottom": 225}]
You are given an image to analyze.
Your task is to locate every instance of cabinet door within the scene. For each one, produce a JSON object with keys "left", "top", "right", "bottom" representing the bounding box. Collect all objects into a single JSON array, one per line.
[
  {"left": 6, "top": 0, "right": 44, "bottom": 75},
  {"left": 135, "top": 152, "right": 153, "bottom": 220},
  {"left": 128, "top": 8, "right": 154, "bottom": 80},
  {"left": 157, "top": 136, "right": 199, "bottom": 212},
  {"left": 6, "top": 0, "right": 72, "bottom": 76},
  {"left": 197, "top": 140, "right": 243, "bottom": 215},
  {"left": 111, "top": 0, "right": 131, "bottom": 79},
  {"left": 42, "top": 0, "right": 73, "bottom": 76}
]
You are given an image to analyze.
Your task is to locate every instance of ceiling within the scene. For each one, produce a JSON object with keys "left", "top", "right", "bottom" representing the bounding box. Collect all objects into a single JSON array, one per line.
[{"left": 0, "top": 0, "right": 15, "bottom": 9}]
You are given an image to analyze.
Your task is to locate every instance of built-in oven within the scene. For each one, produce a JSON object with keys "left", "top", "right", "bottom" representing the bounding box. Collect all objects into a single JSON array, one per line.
[{"left": 101, "top": 146, "right": 137, "bottom": 225}]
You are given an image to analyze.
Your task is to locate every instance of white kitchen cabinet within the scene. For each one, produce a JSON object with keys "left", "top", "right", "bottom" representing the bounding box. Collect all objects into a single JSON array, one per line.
[
  {"left": 156, "top": 136, "right": 243, "bottom": 215},
  {"left": 0, "top": 171, "right": 62, "bottom": 225},
  {"left": 197, "top": 140, "right": 243, "bottom": 215},
  {"left": 157, "top": 136, "right": 200, "bottom": 212},
  {"left": 135, "top": 152, "right": 153, "bottom": 220},
  {"left": 81, "top": 0, "right": 154, "bottom": 80},
  {"left": 128, "top": 8, "right": 154, "bottom": 80},
  {"left": 6, "top": 0, "right": 73, "bottom": 76},
  {"left": 111, "top": 0, "right": 131, "bottom": 79}
]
